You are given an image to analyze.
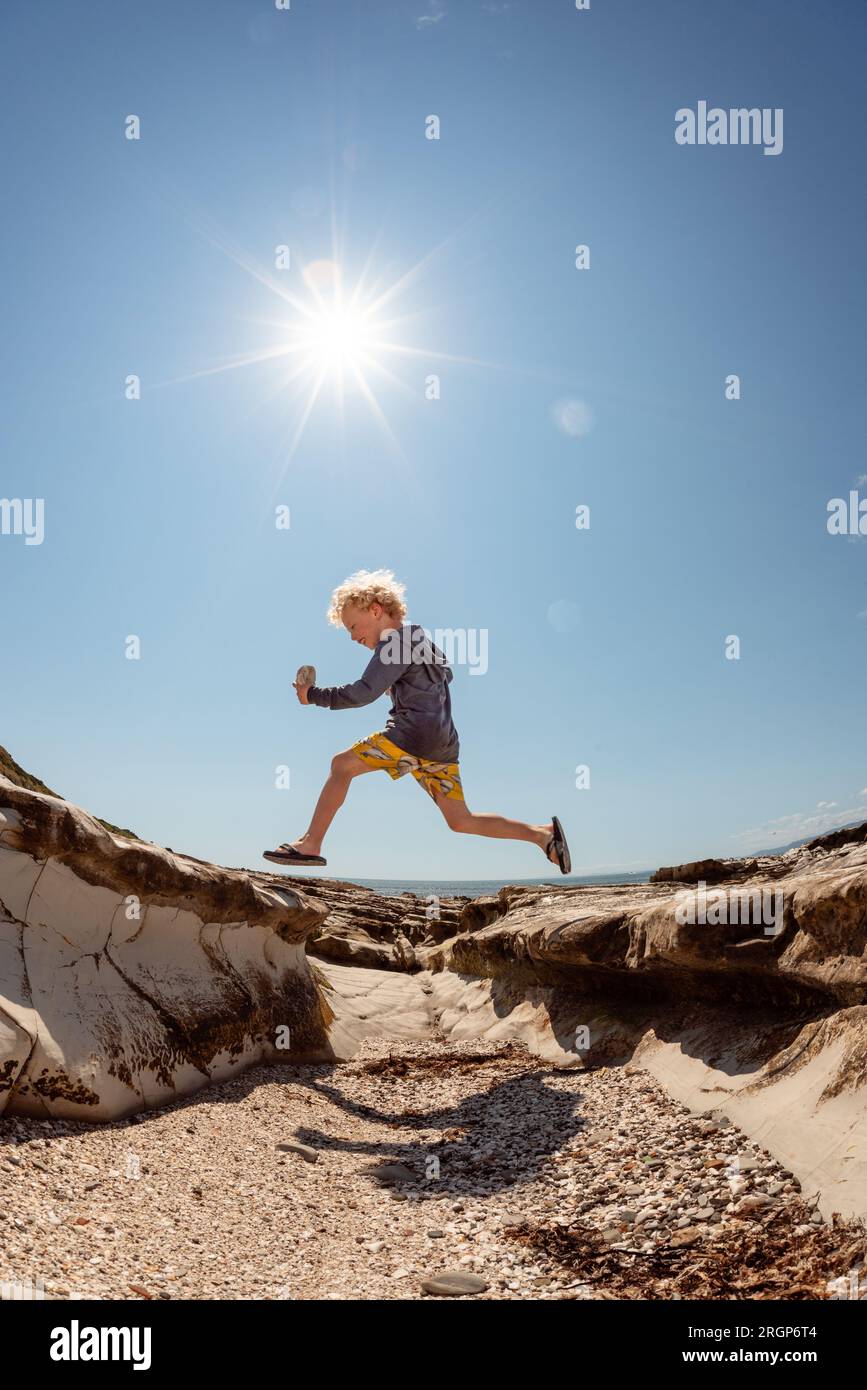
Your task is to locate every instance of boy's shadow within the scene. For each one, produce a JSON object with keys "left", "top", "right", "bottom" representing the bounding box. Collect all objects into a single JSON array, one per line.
[{"left": 291, "top": 1066, "right": 590, "bottom": 1199}]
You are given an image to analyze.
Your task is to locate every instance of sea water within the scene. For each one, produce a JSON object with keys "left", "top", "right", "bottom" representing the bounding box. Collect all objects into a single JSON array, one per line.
[{"left": 315, "top": 870, "right": 652, "bottom": 900}]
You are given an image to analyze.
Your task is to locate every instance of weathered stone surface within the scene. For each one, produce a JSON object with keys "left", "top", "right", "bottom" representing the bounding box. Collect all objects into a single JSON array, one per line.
[
  {"left": 0, "top": 774, "right": 332, "bottom": 1120},
  {"left": 267, "top": 833, "right": 867, "bottom": 1003},
  {"left": 430, "top": 836, "right": 867, "bottom": 1008},
  {"left": 650, "top": 858, "right": 757, "bottom": 885},
  {"left": 273, "top": 876, "right": 468, "bottom": 968}
]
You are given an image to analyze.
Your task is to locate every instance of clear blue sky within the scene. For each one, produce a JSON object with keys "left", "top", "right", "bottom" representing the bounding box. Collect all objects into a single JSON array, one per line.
[{"left": 2, "top": 0, "right": 865, "bottom": 880}]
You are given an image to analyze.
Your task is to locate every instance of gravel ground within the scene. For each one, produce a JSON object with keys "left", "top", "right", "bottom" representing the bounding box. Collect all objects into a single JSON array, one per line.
[{"left": 1, "top": 1036, "right": 864, "bottom": 1301}]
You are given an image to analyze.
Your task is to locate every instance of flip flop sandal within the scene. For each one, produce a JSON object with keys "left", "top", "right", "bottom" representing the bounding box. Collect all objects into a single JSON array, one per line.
[
  {"left": 544, "top": 815, "right": 571, "bottom": 875},
  {"left": 263, "top": 843, "right": 327, "bottom": 866}
]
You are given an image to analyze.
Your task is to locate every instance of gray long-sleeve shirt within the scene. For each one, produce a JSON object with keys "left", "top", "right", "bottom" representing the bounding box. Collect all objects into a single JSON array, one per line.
[{"left": 306, "top": 622, "right": 460, "bottom": 762}]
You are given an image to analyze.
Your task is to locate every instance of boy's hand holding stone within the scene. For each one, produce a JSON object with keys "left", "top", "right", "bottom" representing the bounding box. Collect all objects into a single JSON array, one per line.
[{"left": 294, "top": 665, "right": 316, "bottom": 705}]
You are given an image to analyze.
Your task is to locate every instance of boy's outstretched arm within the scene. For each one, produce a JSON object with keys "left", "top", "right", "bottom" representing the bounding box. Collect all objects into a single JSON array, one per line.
[{"left": 303, "top": 644, "right": 413, "bottom": 710}]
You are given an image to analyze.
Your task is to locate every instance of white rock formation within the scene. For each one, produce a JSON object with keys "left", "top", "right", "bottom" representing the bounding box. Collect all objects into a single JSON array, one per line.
[{"left": 0, "top": 775, "right": 331, "bottom": 1120}]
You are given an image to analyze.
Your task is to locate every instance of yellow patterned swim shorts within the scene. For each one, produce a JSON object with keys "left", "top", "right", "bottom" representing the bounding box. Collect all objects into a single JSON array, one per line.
[{"left": 350, "top": 731, "right": 465, "bottom": 803}]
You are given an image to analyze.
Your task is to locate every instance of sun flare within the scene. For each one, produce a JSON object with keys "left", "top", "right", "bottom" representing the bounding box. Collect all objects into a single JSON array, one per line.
[
  {"left": 155, "top": 218, "right": 495, "bottom": 468},
  {"left": 307, "top": 305, "right": 375, "bottom": 369},
  {"left": 272, "top": 257, "right": 391, "bottom": 389},
  {"left": 302, "top": 304, "right": 378, "bottom": 371}
]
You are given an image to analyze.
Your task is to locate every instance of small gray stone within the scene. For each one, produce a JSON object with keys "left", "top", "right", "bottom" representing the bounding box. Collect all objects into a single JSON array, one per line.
[
  {"left": 421, "top": 1271, "right": 489, "bottom": 1297},
  {"left": 734, "top": 1194, "right": 774, "bottom": 1215},
  {"left": 497, "top": 1212, "right": 525, "bottom": 1229},
  {"left": 276, "top": 1142, "right": 319, "bottom": 1163},
  {"left": 670, "top": 1226, "right": 702, "bottom": 1248},
  {"left": 367, "top": 1162, "right": 415, "bottom": 1183}
]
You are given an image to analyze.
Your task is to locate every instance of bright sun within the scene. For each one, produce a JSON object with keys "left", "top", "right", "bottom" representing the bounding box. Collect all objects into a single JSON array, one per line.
[
  {"left": 158, "top": 231, "right": 485, "bottom": 466},
  {"left": 265, "top": 256, "right": 399, "bottom": 408},
  {"left": 303, "top": 304, "right": 377, "bottom": 370}
]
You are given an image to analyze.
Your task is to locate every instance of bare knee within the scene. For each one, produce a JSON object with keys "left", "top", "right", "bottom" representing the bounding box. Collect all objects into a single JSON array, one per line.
[{"left": 331, "top": 749, "right": 363, "bottom": 778}]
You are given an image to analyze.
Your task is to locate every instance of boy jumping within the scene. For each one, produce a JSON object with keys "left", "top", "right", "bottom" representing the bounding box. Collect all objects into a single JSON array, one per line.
[{"left": 263, "top": 568, "right": 571, "bottom": 874}]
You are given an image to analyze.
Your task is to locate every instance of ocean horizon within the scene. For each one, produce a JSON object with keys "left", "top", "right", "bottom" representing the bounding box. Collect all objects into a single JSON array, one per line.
[{"left": 309, "top": 870, "right": 653, "bottom": 899}]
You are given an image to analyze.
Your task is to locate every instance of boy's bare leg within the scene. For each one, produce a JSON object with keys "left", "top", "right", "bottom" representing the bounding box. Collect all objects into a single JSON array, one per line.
[
  {"left": 284, "top": 750, "right": 374, "bottom": 856},
  {"left": 430, "top": 790, "right": 559, "bottom": 865}
]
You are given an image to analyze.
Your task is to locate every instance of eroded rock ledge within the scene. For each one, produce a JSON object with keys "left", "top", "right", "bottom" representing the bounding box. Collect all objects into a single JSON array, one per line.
[
  {"left": 430, "top": 836, "right": 867, "bottom": 1010},
  {"left": 0, "top": 773, "right": 333, "bottom": 1120},
  {"left": 295, "top": 828, "right": 867, "bottom": 1011}
]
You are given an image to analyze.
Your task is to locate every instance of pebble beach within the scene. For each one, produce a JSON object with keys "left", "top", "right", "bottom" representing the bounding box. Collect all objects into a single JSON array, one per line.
[{"left": 2, "top": 1036, "right": 863, "bottom": 1301}]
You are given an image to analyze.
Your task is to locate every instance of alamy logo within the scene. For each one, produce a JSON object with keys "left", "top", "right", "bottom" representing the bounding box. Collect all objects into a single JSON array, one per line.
[
  {"left": 827, "top": 491, "right": 867, "bottom": 535},
  {"left": 1, "top": 1272, "right": 46, "bottom": 1300},
  {"left": 827, "top": 1266, "right": 867, "bottom": 1300},
  {"left": 380, "top": 625, "right": 488, "bottom": 676},
  {"left": 0, "top": 497, "right": 44, "bottom": 545},
  {"left": 50, "top": 1320, "right": 152, "bottom": 1370},
  {"left": 675, "top": 102, "right": 783, "bottom": 156},
  {"left": 674, "top": 880, "right": 784, "bottom": 936}
]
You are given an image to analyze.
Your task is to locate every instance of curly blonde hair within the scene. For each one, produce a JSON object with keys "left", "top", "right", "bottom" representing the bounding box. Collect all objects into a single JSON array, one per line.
[{"left": 326, "top": 568, "right": 408, "bottom": 627}]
